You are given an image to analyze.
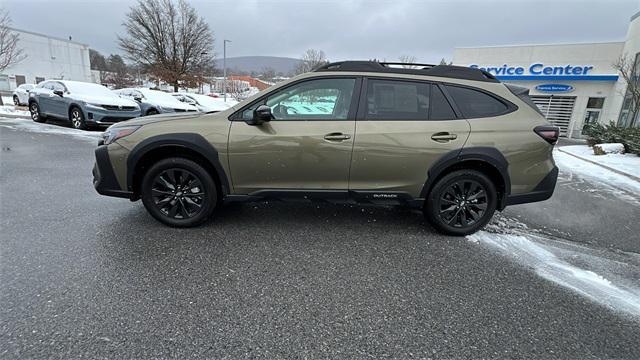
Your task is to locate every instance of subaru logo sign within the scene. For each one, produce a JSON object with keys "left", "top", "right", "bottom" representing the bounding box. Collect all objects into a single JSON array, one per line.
[{"left": 535, "top": 84, "right": 574, "bottom": 93}]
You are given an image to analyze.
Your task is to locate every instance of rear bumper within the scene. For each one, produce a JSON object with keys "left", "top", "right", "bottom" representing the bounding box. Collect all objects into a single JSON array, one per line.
[
  {"left": 505, "top": 166, "right": 558, "bottom": 206},
  {"left": 93, "top": 145, "right": 133, "bottom": 199}
]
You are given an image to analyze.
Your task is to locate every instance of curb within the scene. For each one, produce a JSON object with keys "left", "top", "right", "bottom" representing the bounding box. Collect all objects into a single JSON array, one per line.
[
  {"left": 0, "top": 113, "right": 30, "bottom": 119},
  {"left": 557, "top": 148, "right": 640, "bottom": 183}
]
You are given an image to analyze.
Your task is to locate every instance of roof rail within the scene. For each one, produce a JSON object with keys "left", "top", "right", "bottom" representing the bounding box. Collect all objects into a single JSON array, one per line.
[{"left": 314, "top": 61, "right": 499, "bottom": 83}]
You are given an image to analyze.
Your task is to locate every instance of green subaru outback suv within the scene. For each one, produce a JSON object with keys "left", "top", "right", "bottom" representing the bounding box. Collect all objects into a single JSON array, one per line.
[{"left": 93, "top": 61, "right": 559, "bottom": 235}]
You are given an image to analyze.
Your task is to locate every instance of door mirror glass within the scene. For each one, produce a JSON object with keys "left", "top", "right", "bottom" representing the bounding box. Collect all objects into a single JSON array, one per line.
[
  {"left": 249, "top": 105, "right": 273, "bottom": 125},
  {"left": 133, "top": 96, "right": 142, "bottom": 102}
]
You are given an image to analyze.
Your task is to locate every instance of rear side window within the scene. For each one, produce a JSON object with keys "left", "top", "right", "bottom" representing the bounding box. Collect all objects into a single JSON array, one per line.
[
  {"left": 430, "top": 85, "right": 456, "bottom": 120},
  {"left": 365, "top": 79, "right": 430, "bottom": 120},
  {"left": 445, "top": 85, "right": 509, "bottom": 118}
]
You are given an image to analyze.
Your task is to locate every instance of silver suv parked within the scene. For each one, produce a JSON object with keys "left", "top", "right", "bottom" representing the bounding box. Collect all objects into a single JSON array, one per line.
[
  {"left": 28, "top": 80, "right": 141, "bottom": 129},
  {"left": 115, "top": 88, "right": 198, "bottom": 116}
]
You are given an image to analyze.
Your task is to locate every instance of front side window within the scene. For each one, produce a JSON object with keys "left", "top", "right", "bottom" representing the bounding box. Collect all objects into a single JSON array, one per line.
[
  {"left": 365, "top": 79, "right": 430, "bottom": 120},
  {"left": 51, "top": 82, "right": 65, "bottom": 92},
  {"left": 445, "top": 85, "right": 509, "bottom": 118},
  {"left": 241, "top": 78, "right": 356, "bottom": 120}
]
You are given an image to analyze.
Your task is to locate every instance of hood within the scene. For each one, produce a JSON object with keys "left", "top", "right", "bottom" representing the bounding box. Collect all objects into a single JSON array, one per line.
[
  {"left": 72, "top": 93, "right": 139, "bottom": 107},
  {"left": 109, "top": 112, "right": 202, "bottom": 128}
]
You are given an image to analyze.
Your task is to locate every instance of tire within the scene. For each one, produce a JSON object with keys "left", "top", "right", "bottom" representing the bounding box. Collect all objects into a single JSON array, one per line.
[
  {"left": 140, "top": 157, "right": 218, "bottom": 227},
  {"left": 13, "top": 96, "right": 20, "bottom": 106},
  {"left": 69, "top": 107, "right": 87, "bottom": 130},
  {"left": 424, "top": 169, "right": 497, "bottom": 236},
  {"left": 146, "top": 108, "right": 159, "bottom": 116},
  {"left": 29, "top": 102, "right": 46, "bottom": 123}
]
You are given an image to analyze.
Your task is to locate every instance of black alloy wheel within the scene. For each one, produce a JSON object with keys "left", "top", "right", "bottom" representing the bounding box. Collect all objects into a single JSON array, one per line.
[
  {"left": 425, "top": 170, "right": 497, "bottom": 236},
  {"left": 152, "top": 168, "right": 205, "bottom": 219},
  {"left": 438, "top": 179, "right": 487, "bottom": 228},
  {"left": 141, "top": 157, "right": 217, "bottom": 227}
]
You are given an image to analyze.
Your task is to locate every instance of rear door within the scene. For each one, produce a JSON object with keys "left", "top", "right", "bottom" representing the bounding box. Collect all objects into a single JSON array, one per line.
[{"left": 349, "top": 78, "right": 470, "bottom": 198}]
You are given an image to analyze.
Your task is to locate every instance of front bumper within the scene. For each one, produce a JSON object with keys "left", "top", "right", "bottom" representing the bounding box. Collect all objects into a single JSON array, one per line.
[
  {"left": 93, "top": 145, "right": 133, "bottom": 199},
  {"left": 505, "top": 166, "right": 558, "bottom": 206},
  {"left": 85, "top": 106, "right": 141, "bottom": 125}
]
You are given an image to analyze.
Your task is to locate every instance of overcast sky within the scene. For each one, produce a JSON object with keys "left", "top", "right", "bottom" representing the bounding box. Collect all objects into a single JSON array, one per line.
[{"left": 4, "top": 0, "right": 639, "bottom": 63}]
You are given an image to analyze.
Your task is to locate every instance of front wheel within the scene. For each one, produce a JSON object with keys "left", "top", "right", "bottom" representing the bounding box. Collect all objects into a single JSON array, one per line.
[
  {"left": 69, "top": 107, "right": 88, "bottom": 130},
  {"left": 424, "top": 170, "right": 497, "bottom": 236},
  {"left": 13, "top": 95, "right": 20, "bottom": 106},
  {"left": 29, "top": 102, "right": 46, "bottom": 123},
  {"left": 140, "top": 157, "right": 218, "bottom": 227}
]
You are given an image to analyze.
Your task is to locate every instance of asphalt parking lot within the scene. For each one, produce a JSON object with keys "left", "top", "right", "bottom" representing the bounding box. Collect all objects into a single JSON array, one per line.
[{"left": 1, "top": 119, "right": 639, "bottom": 359}]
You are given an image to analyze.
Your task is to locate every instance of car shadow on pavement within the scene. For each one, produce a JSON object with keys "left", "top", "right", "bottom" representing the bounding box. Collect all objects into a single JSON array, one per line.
[{"left": 94, "top": 201, "right": 440, "bottom": 262}]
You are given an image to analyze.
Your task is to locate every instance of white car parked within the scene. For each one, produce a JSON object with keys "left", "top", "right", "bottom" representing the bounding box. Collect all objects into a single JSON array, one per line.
[
  {"left": 171, "top": 92, "right": 238, "bottom": 113},
  {"left": 115, "top": 88, "right": 198, "bottom": 116},
  {"left": 13, "top": 84, "right": 35, "bottom": 106}
]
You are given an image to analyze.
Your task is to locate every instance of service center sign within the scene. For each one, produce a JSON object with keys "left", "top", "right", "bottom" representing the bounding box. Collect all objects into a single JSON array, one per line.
[
  {"left": 535, "top": 84, "right": 574, "bottom": 93},
  {"left": 470, "top": 63, "right": 594, "bottom": 76}
]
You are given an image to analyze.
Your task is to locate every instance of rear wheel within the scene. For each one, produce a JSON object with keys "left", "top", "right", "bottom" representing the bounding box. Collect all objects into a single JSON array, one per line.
[
  {"left": 140, "top": 157, "right": 217, "bottom": 227},
  {"left": 424, "top": 170, "right": 497, "bottom": 236},
  {"left": 29, "top": 102, "right": 46, "bottom": 123},
  {"left": 69, "top": 107, "right": 87, "bottom": 130}
]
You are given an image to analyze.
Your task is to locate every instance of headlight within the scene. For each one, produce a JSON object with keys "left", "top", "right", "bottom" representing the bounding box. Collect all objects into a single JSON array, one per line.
[
  {"left": 102, "top": 126, "right": 140, "bottom": 145},
  {"left": 85, "top": 103, "right": 104, "bottom": 109}
]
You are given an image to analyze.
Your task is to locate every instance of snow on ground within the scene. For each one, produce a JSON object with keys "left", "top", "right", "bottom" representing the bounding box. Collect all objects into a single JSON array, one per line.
[
  {"left": 469, "top": 215, "right": 640, "bottom": 318},
  {"left": 554, "top": 149, "right": 640, "bottom": 206},
  {"left": 0, "top": 105, "right": 30, "bottom": 117},
  {"left": 559, "top": 145, "right": 640, "bottom": 179},
  {"left": 1, "top": 96, "right": 12, "bottom": 105},
  {"left": 0, "top": 117, "right": 102, "bottom": 142}
]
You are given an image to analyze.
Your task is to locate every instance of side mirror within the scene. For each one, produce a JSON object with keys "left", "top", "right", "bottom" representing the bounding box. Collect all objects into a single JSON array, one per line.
[
  {"left": 249, "top": 105, "right": 273, "bottom": 125},
  {"left": 133, "top": 96, "right": 142, "bottom": 102},
  {"left": 53, "top": 90, "right": 64, "bottom": 97}
]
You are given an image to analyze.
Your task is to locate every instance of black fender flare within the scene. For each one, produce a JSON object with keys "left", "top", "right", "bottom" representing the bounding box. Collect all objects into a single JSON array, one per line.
[
  {"left": 420, "top": 146, "right": 511, "bottom": 207},
  {"left": 126, "top": 133, "right": 230, "bottom": 195}
]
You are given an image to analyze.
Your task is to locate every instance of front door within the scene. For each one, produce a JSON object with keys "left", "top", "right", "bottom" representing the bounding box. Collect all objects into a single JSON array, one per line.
[
  {"left": 349, "top": 78, "right": 471, "bottom": 197},
  {"left": 228, "top": 77, "right": 360, "bottom": 194}
]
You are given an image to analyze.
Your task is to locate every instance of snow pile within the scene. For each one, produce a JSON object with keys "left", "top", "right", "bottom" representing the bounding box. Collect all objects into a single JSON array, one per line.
[
  {"left": 0, "top": 117, "right": 101, "bottom": 142},
  {"left": 593, "top": 143, "right": 625, "bottom": 155},
  {"left": 0, "top": 105, "right": 30, "bottom": 118},
  {"left": 557, "top": 146, "right": 640, "bottom": 180},
  {"left": 469, "top": 215, "right": 640, "bottom": 318}
]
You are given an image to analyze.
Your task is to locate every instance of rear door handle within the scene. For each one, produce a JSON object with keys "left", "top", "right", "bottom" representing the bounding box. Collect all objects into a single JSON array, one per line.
[
  {"left": 431, "top": 132, "right": 457, "bottom": 142},
  {"left": 324, "top": 132, "right": 351, "bottom": 141}
]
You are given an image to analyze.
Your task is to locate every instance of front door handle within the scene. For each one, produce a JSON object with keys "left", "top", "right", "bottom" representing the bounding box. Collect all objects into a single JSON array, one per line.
[
  {"left": 431, "top": 132, "right": 458, "bottom": 142},
  {"left": 324, "top": 132, "right": 351, "bottom": 141}
]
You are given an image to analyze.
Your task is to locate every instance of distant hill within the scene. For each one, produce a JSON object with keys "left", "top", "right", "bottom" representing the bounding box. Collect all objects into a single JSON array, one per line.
[{"left": 216, "top": 56, "right": 301, "bottom": 75}]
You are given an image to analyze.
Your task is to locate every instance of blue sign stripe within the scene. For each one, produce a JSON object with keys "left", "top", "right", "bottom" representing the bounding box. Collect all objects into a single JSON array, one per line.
[{"left": 495, "top": 75, "right": 619, "bottom": 81}]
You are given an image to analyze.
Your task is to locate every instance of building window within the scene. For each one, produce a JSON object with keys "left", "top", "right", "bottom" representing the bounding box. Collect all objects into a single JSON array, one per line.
[
  {"left": 35, "top": 77, "right": 45, "bottom": 84},
  {"left": 618, "top": 52, "right": 640, "bottom": 128},
  {"left": 583, "top": 97, "right": 605, "bottom": 130}
]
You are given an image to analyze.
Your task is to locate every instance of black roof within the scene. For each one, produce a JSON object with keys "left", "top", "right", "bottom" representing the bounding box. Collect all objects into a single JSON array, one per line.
[{"left": 314, "top": 61, "right": 499, "bottom": 83}]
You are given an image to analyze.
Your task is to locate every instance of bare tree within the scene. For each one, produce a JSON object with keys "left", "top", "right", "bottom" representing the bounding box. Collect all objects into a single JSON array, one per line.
[
  {"left": 294, "top": 49, "right": 328, "bottom": 75},
  {"left": 398, "top": 55, "right": 417, "bottom": 68},
  {"left": 439, "top": 58, "right": 452, "bottom": 65},
  {"left": 102, "top": 54, "right": 136, "bottom": 89},
  {"left": 118, "top": 0, "right": 215, "bottom": 92},
  {"left": 613, "top": 54, "right": 640, "bottom": 127},
  {"left": 0, "top": 8, "right": 26, "bottom": 105},
  {"left": 260, "top": 66, "right": 276, "bottom": 83}
]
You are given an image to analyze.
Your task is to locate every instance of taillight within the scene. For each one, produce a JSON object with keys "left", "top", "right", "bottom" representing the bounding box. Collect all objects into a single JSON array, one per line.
[{"left": 534, "top": 125, "right": 560, "bottom": 145}]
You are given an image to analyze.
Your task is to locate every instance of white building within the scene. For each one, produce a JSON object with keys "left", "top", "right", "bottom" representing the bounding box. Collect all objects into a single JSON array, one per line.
[
  {"left": 453, "top": 11, "right": 639, "bottom": 138},
  {"left": 0, "top": 28, "right": 92, "bottom": 92}
]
